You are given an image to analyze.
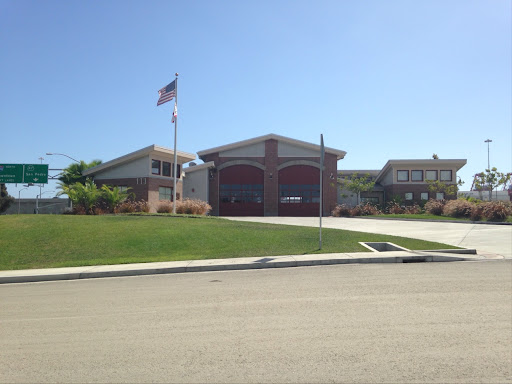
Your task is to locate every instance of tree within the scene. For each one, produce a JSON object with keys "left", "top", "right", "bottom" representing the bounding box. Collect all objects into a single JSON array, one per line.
[
  {"left": 474, "top": 167, "right": 511, "bottom": 201},
  {"left": 57, "top": 160, "right": 102, "bottom": 188},
  {"left": 100, "top": 185, "right": 132, "bottom": 213},
  {"left": 426, "top": 178, "right": 464, "bottom": 198},
  {"left": 0, "top": 184, "right": 15, "bottom": 213},
  {"left": 57, "top": 180, "right": 100, "bottom": 214},
  {"left": 338, "top": 173, "right": 376, "bottom": 205}
]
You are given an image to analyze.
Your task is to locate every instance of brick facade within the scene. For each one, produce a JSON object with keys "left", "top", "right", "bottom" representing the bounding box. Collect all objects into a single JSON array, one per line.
[
  {"left": 95, "top": 177, "right": 183, "bottom": 212},
  {"left": 200, "top": 137, "right": 341, "bottom": 216}
]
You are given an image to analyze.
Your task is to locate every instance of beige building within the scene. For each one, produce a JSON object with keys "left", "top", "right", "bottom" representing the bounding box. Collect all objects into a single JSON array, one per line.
[{"left": 83, "top": 145, "right": 195, "bottom": 212}]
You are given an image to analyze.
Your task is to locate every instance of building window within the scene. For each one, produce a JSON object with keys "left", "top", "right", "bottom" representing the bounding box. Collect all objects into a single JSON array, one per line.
[
  {"left": 159, "top": 186, "right": 172, "bottom": 201},
  {"left": 162, "top": 162, "right": 171, "bottom": 177},
  {"left": 421, "top": 192, "right": 429, "bottom": 201},
  {"left": 397, "top": 170, "right": 409, "bottom": 182},
  {"left": 425, "top": 170, "right": 438, "bottom": 181},
  {"left": 411, "top": 170, "right": 423, "bottom": 181},
  {"left": 436, "top": 192, "right": 444, "bottom": 200},
  {"left": 440, "top": 170, "right": 452, "bottom": 181},
  {"left": 220, "top": 184, "right": 263, "bottom": 203},
  {"left": 405, "top": 192, "right": 413, "bottom": 200},
  {"left": 279, "top": 184, "right": 320, "bottom": 203},
  {"left": 119, "top": 186, "right": 128, "bottom": 193},
  {"left": 152, "top": 160, "right": 161, "bottom": 175},
  {"left": 361, "top": 197, "right": 379, "bottom": 204},
  {"left": 173, "top": 164, "right": 181, "bottom": 179}
]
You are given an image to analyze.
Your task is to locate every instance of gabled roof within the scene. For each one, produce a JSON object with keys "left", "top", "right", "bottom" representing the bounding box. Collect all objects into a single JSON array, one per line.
[
  {"left": 197, "top": 133, "right": 346, "bottom": 160},
  {"left": 375, "top": 159, "right": 467, "bottom": 183},
  {"left": 83, "top": 144, "right": 196, "bottom": 176},
  {"left": 183, "top": 161, "right": 215, "bottom": 173}
]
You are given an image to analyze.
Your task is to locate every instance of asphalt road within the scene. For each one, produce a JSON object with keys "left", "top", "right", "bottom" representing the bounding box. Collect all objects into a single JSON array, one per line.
[{"left": 1, "top": 261, "right": 511, "bottom": 383}]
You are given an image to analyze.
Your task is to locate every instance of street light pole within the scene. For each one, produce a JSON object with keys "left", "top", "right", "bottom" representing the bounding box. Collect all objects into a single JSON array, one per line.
[
  {"left": 18, "top": 187, "right": 29, "bottom": 214},
  {"left": 38, "top": 157, "right": 44, "bottom": 197},
  {"left": 484, "top": 139, "right": 492, "bottom": 170},
  {"left": 46, "top": 153, "right": 80, "bottom": 163}
]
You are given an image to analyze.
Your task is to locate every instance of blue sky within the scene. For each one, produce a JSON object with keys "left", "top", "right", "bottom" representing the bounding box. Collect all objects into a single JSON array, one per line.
[{"left": 1, "top": 0, "right": 510, "bottom": 199}]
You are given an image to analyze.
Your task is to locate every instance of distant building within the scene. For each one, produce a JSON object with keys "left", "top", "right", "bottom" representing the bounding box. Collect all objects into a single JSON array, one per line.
[
  {"left": 338, "top": 159, "right": 467, "bottom": 207},
  {"left": 83, "top": 145, "right": 195, "bottom": 212}
]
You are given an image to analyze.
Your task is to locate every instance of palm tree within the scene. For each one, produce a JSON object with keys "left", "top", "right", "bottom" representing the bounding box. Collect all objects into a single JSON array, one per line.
[
  {"left": 58, "top": 180, "right": 100, "bottom": 214},
  {"left": 57, "top": 160, "right": 102, "bottom": 188},
  {"left": 100, "top": 185, "right": 132, "bottom": 213}
]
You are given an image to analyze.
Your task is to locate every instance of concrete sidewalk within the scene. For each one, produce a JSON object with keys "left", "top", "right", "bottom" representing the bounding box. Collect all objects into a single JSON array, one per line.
[
  {"left": 0, "top": 248, "right": 493, "bottom": 284},
  {"left": 226, "top": 217, "right": 512, "bottom": 259}
]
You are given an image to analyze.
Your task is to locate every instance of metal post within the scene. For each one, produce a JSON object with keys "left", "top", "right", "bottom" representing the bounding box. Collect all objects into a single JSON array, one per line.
[
  {"left": 172, "top": 73, "right": 179, "bottom": 214},
  {"left": 319, "top": 134, "right": 324, "bottom": 250},
  {"left": 484, "top": 139, "right": 492, "bottom": 170}
]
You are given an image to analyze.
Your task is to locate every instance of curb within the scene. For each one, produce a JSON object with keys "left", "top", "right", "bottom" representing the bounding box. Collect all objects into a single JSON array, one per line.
[{"left": 0, "top": 251, "right": 482, "bottom": 285}]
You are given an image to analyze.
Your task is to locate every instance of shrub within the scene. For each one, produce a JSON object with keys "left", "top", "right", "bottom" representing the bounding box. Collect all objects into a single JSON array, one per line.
[
  {"left": 176, "top": 199, "right": 212, "bottom": 215},
  {"left": 331, "top": 204, "right": 351, "bottom": 217},
  {"left": 424, "top": 199, "right": 445, "bottom": 216},
  {"left": 156, "top": 199, "right": 211, "bottom": 215},
  {"left": 386, "top": 202, "right": 404, "bottom": 214},
  {"left": 157, "top": 201, "right": 173, "bottom": 214},
  {"left": 115, "top": 199, "right": 150, "bottom": 214},
  {"left": 442, "top": 199, "right": 474, "bottom": 218},
  {"left": 481, "top": 201, "right": 512, "bottom": 222},
  {"left": 358, "top": 203, "right": 382, "bottom": 216},
  {"left": 349, "top": 205, "right": 362, "bottom": 217},
  {"left": 404, "top": 204, "right": 422, "bottom": 214},
  {"left": 470, "top": 205, "right": 483, "bottom": 221}
]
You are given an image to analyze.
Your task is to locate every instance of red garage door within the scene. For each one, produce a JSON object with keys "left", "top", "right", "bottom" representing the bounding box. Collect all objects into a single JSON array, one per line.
[
  {"left": 279, "top": 165, "right": 320, "bottom": 217},
  {"left": 219, "top": 165, "right": 264, "bottom": 216}
]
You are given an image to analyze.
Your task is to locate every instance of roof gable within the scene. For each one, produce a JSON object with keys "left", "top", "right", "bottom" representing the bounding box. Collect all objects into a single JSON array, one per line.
[
  {"left": 197, "top": 133, "right": 346, "bottom": 160},
  {"left": 83, "top": 144, "right": 195, "bottom": 176}
]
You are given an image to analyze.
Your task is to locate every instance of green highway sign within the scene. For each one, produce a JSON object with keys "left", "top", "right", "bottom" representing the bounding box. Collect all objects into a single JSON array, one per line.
[
  {"left": 0, "top": 164, "right": 23, "bottom": 183},
  {"left": 24, "top": 164, "right": 48, "bottom": 183},
  {"left": 0, "top": 164, "right": 48, "bottom": 184}
]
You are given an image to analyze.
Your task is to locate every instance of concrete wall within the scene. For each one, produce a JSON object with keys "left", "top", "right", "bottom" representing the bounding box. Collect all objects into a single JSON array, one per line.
[
  {"left": 93, "top": 156, "right": 149, "bottom": 179},
  {"left": 4, "top": 198, "right": 71, "bottom": 215},
  {"left": 183, "top": 167, "right": 209, "bottom": 202},
  {"left": 459, "top": 190, "right": 511, "bottom": 202}
]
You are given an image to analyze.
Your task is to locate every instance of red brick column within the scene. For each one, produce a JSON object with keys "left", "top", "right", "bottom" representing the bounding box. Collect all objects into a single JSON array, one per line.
[
  {"left": 323, "top": 153, "right": 338, "bottom": 216},
  {"left": 264, "top": 139, "right": 278, "bottom": 216}
]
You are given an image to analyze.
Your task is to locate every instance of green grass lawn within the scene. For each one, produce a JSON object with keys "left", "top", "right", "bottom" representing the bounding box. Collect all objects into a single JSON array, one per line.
[{"left": 0, "top": 215, "right": 459, "bottom": 270}]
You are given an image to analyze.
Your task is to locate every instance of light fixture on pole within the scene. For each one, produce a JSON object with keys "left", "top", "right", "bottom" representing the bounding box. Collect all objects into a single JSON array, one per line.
[
  {"left": 46, "top": 153, "right": 80, "bottom": 163},
  {"left": 18, "top": 187, "right": 29, "bottom": 215},
  {"left": 484, "top": 139, "right": 492, "bottom": 170},
  {"left": 35, "top": 190, "right": 55, "bottom": 215}
]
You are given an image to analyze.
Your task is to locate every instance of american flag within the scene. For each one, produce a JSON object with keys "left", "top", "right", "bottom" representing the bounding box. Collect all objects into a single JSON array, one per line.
[{"left": 157, "top": 80, "right": 176, "bottom": 106}]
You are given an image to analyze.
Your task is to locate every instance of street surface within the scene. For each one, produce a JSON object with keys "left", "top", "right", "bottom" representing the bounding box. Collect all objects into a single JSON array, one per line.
[
  {"left": 1, "top": 261, "right": 511, "bottom": 383},
  {"left": 226, "top": 216, "right": 512, "bottom": 258}
]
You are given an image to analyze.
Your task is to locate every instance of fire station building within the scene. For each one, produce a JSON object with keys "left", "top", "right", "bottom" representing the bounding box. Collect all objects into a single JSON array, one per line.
[{"left": 184, "top": 134, "right": 347, "bottom": 217}]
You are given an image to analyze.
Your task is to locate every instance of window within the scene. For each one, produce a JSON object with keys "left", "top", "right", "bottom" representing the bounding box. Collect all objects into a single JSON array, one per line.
[
  {"left": 397, "top": 170, "right": 409, "bottom": 182},
  {"left": 220, "top": 184, "right": 263, "bottom": 203},
  {"left": 421, "top": 192, "right": 429, "bottom": 200},
  {"left": 361, "top": 197, "right": 379, "bottom": 204},
  {"left": 279, "top": 184, "right": 320, "bottom": 203},
  {"left": 411, "top": 170, "right": 423, "bottom": 181},
  {"left": 119, "top": 186, "right": 128, "bottom": 193},
  {"left": 159, "top": 186, "right": 172, "bottom": 201},
  {"left": 405, "top": 192, "right": 413, "bottom": 200},
  {"left": 436, "top": 192, "right": 444, "bottom": 200},
  {"left": 440, "top": 170, "right": 452, "bottom": 181},
  {"left": 162, "top": 162, "right": 171, "bottom": 177},
  {"left": 425, "top": 170, "right": 438, "bottom": 181},
  {"left": 152, "top": 160, "right": 161, "bottom": 175}
]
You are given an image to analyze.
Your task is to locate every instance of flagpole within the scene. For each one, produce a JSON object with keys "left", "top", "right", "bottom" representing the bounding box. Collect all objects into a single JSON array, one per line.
[{"left": 172, "top": 73, "right": 179, "bottom": 214}]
